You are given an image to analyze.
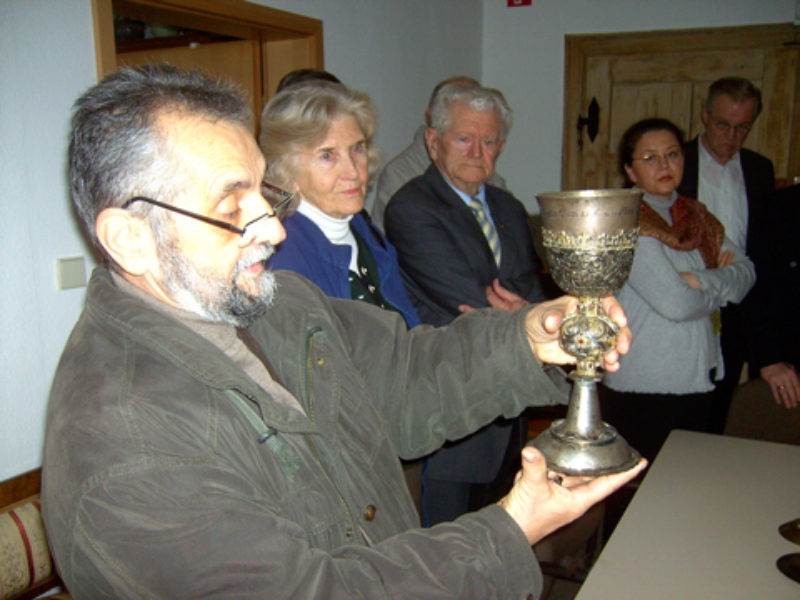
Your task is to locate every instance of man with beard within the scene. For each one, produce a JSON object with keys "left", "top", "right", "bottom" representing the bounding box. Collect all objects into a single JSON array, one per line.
[{"left": 42, "top": 65, "right": 644, "bottom": 600}]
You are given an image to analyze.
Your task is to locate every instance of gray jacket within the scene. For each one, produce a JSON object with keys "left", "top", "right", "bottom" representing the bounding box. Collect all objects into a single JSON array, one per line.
[
  {"left": 603, "top": 191, "right": 755, "bottom": 394},
  {"left": 43, "top": 267, "right": 561, "bottom": 599}
]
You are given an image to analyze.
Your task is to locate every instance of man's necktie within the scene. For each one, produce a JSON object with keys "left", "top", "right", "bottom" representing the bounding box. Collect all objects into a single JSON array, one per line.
[{"left": 469, "top": 198, "right": 502, "bottom": 266}]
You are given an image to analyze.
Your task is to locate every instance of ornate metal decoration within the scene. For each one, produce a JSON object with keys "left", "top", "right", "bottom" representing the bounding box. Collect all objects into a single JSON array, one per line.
[{"left": 529, "top": 189, "right": 643, "bottom": 475}]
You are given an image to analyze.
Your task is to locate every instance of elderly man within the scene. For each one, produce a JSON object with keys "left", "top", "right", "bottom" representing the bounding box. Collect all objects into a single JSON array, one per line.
[
  {"left": 384, "top": 84, "right": 546, "bottom": 525},
  {"left": 42, "top": 65, "right": 643, "bottom": 599},
  {"left": 368, "top": 76, "right": 507, "bottom": 229},
  {"left": 677, "top": 77, "right": 783, "bottom": 432}
]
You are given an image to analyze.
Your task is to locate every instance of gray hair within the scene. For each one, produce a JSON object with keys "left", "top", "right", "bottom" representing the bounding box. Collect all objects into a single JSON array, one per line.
[
  {"left": 427, "top": 76, "right": 480, "bottom": 110},
  {"left": 429, "top": 84, "right": 513, "bottom": 141},
  {"left": 69, "top": 64, "right": 251, "bottom": 259},
  {"left": 259, "top": 81, "right": 379, "bottom": 190},
  {"left": 705, "top": 77, "right": 762, "bottom": 116}
]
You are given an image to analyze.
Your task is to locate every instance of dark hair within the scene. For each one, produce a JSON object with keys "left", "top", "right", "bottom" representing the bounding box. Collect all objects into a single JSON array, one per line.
[
  {"left": 618, "top": 118, "right": 684, "bottom": 182},
  {"left": 706, "top": 77, "right": 762, "bottom": 116},
  {"left": 275, "top": 68, "right": 341, "bottom": 94},
  {"left": 69, "top": 64, "right": 251, "bottom": 260}
]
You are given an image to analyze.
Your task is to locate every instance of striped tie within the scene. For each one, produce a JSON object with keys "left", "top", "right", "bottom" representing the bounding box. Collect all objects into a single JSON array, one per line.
[{"left": 469, "top": 198, "right": 502, "bottom": 266}]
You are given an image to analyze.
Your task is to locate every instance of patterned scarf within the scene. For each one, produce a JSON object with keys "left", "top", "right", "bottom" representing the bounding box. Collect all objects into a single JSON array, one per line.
[{"left": 638, "top": 194, "right": 725, "bottom": 268}]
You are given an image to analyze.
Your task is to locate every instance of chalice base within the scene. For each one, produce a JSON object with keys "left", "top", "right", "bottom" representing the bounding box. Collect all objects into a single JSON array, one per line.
[{"left": 529, "top": 375, "right": 640, "bottom": 477}]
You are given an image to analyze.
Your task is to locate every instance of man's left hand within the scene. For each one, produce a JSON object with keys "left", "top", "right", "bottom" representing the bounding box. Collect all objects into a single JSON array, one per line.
[
  {"left": 498, "top": 446, "right": 647, "bottom": 545},
  {"left": 524, "top": 295, "right": 631, "bottom": 371}
]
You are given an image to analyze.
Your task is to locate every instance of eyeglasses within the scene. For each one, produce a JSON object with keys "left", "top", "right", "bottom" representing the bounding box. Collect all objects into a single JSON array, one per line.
[
  {"left": 710, "top": 119, "right": 753, "bottom": 136},
  {"left": 122, "top": 181, "right": 294, "bottom": 244},
  {"left": 632, "top": 149, "right": 684, "bottom": 166}
]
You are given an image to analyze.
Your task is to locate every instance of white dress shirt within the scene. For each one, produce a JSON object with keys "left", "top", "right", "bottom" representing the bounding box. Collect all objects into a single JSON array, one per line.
[{"left": 697, "top": 139, "right": 748, "bottom": 249}]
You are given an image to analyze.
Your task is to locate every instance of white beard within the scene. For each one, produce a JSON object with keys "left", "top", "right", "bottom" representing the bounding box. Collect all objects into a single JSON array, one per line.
[{"left": 157, "top": 241, "right": 277, "bottom": 327}]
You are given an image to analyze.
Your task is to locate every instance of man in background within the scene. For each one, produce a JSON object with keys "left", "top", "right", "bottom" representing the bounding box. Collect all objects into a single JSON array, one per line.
[
  {"left": 369, "top": 76, "right": 506, "bottom": 229},
  {"left": 274, "top": 67, "right": 341, "bottom": 94},
  {"left": 385, "top": 83, "right": 546, "bottom": 525},
  {"left": 677, "top": 76, "right": 775, "bottom": 432}
]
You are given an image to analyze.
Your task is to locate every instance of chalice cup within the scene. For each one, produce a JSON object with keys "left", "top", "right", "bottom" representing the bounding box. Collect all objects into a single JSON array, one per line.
[{"left": 530, "top": 189, "right": 642, "bottom": 476}]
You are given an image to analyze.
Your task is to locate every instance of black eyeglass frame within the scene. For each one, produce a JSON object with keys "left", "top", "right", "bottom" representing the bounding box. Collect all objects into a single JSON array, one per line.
[{"left": 120, "top": 181, "right": 295, "bottom": 235}]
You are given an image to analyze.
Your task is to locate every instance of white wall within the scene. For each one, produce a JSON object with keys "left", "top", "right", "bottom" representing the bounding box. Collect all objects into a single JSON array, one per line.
[
  {"left": 482, "top": 0, "right": 796, "bottom": 213},
  {"left": 0, "top": 0, "right": 482, "bottom": 481},
  {"left": 1, "top": 1, "right": 99, "bottom": 480},
  {"left": 251, "top": 0, "right": 484, "bottom": 159}
]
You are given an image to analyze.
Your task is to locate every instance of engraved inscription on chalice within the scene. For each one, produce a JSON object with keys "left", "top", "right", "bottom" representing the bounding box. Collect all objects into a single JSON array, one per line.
[
  {"left": 542, "top": 229, "right": 639, "bottom": 298},
  {"left": 542, "top": 228, "right": 638, "bottom": 376}
]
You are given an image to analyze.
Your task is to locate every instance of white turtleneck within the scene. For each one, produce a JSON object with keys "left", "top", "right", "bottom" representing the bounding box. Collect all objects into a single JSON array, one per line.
[{"left": 296, "top": 199, "right": 359, "bottom": 272}]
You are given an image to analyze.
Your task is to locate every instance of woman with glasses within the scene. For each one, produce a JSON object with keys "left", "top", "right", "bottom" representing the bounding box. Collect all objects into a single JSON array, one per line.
[
  {"left": 600, "top": 118, "right": 755, "bottom": 462},
  {"left": 258, "top": 81, "right": 420, "bottom": 329},
  {"left": 258, "top": 81, "right": 424, "bottom": 515}
]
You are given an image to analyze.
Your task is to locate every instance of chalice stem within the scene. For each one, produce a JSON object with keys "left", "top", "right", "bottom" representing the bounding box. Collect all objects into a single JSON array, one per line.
[
  {"left": 561, "top": 375, "right": 603, "bottom": 438},
  {"left": 532, "top": 188, "right": 643, "bottom": 475}
]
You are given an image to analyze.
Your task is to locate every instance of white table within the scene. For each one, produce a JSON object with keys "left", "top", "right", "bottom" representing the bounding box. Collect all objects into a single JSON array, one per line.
[{"left": 575, "top": 430, "right": 800, "bottom": 599}]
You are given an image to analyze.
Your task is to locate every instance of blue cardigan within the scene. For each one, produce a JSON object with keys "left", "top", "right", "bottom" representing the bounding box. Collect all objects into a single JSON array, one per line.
[{"left": 268, "top": 211, "right": 421, "bottom": 328}]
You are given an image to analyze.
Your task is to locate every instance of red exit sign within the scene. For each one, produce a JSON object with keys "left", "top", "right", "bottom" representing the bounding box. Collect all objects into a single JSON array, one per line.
[{"left": 507, "top": 0, "right": 532, "bottom": 6}]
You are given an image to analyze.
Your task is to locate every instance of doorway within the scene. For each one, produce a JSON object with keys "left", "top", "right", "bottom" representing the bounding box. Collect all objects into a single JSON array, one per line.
[{"left": 92, "top": 0, "right": 325, "bottom": 130}]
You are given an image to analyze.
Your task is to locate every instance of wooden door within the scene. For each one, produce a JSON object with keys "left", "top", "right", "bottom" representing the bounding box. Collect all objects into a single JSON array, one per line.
[
  {"left": 563, "top": 24, "right": 800, "bottom": 190},
  {"left": 92, "top": 0, "right": 325, "bottom": 131},
  {"left": 118, "top": 40, "right": 262, "bottom": 119}
]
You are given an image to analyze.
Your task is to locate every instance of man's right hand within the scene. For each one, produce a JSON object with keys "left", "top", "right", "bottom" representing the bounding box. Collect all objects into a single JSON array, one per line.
[{"left": 498, "top": 447, "right": 647, "bottom": 545}]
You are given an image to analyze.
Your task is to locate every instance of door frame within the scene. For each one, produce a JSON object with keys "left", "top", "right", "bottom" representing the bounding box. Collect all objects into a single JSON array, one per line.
[
  {"left": 562, "top": 23, "right": 800, "bottom": 189},
  {"left": 92, "top": 0, "right": 324, "bottom": 115}
]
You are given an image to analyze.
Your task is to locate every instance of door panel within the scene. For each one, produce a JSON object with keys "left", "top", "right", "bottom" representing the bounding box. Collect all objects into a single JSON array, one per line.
[
  {"left": 118, "top": 40, "right": 261, "bottom": 122},
  {"left": 263, "top": 38, "right": 315, "bottom": 99}
]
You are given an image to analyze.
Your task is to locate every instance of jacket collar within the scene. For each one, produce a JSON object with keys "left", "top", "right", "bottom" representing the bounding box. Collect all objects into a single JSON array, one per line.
[{"left": 85, "top": 266, "right": 316, "bottom": 431}]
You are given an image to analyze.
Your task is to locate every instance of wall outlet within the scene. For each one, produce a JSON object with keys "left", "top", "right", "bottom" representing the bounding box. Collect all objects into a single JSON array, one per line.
[{"left": 56, "top": 256, "right": 86, "bottom": 290}]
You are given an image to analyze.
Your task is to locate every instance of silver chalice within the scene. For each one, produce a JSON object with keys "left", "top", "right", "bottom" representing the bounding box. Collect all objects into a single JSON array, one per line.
[{"left": 530, "top": 189, "right": 642, "bottom": 476}]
